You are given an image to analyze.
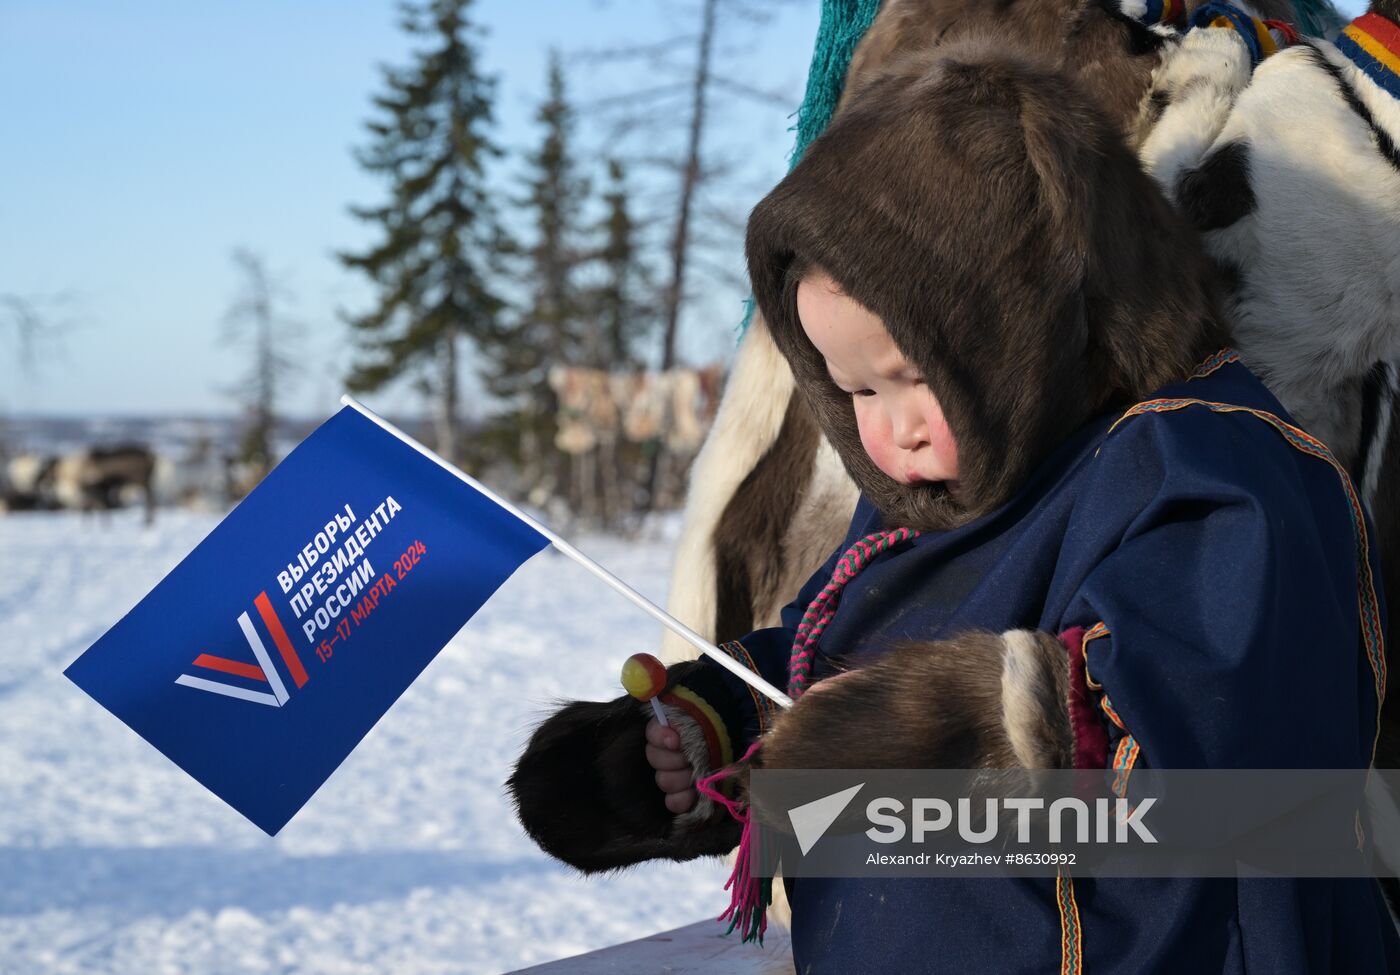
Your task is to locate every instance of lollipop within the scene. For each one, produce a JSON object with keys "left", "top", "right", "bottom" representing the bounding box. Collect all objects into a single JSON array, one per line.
[{"left": 621, "top": 652, "right": 670, "bottom": 727}]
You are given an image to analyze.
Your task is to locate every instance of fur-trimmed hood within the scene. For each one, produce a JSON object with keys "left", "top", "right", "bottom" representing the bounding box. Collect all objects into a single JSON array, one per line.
[{"left": 745, "top": 40, "right": 1230, "bottom": 531}]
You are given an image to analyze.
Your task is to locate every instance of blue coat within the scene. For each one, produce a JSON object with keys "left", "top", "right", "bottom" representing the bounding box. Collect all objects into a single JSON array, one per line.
[{"left": 684, "top": 354, "right": 1398, "bottom": 973}]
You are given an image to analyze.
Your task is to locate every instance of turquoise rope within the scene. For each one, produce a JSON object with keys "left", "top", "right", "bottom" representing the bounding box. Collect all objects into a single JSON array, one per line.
[
  {"left": 790, "top": 0, "right": 886, "bottom": 166},
  {"left": 736, "top": 0, "right": 884, "bottom": 338},
  {"left": 1291, "top": 0, "right": 1345, "bottom": 38}
]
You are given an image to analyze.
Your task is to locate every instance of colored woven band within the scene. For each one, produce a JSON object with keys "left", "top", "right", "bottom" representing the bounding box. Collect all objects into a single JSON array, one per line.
[
  {"left": 1193, "top": 2, "right": 1279, "bottom": 64},
  {"left": 1338, "top": 12, "right": 1400, "bottom": 100},
  {"left": 788, "top": 526, "right": 921, "bottom": 697},
  {"left": 660, "top": 685, "right": 734, "bottom": 772}
]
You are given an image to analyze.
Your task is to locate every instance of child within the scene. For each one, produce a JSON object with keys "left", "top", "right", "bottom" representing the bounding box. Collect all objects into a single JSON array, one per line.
[{"left": 509, "top": 40, "right": 1397, "bottom": 972}]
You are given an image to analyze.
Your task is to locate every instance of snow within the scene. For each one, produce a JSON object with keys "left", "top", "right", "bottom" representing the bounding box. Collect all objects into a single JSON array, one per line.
[{"left": 0, "top": 510, "right": 732, "bottom": 974}]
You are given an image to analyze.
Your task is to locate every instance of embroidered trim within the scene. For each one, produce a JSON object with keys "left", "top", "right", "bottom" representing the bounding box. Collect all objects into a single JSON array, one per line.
[
  {"left": 1100, "top": 694, "right": 1126, "bottom": 731},
  {"left": 1080, "top": 622, "right": 1111, "bottom": 690},
  {"left": 661, "top": 685, "right": 734, "bottom": 771},
  {"left": 1094, "top": 691, "right": 1141, "bottom": 797},
  {"left": 1101, "top": 397, "right": 1387, "bottom": 760},
  {"left": 718, "top": 639, "right": 777, "bottom": 735},
  {"left": 1338, "top": 12, "right": 1400, "bottom": 100},
  {"left": 1111, "top": 734, "right": 1142, "bottom": 798},
  {"left": 1056, "top": 869, "right": 1083, "bottom": 975},
  {"left": 1188, "top": 347, "right": 1240, "bottom": 380}
]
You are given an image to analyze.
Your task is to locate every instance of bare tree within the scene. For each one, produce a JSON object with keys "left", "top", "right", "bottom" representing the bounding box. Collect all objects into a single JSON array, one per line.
[
  {"left": 573, "top": 0, "right": 804, "bottom": 509},
  {"left": 0, "top": 291, "right": 77, "bottom": 377},
  {"left": 220, "top": 248, "right": 300, "bottom": 488},
  {"left": 0, "top": 291, "right": 79, "bottom": 462}
]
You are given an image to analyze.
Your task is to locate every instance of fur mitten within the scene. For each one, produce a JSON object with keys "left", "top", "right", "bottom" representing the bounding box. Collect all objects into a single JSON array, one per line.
[
  {"left": 758, "top": 629, "right": 1084, "bottom": 773},
  {"left": 507, "top": 659, "right": 744, "bottom": 873}
]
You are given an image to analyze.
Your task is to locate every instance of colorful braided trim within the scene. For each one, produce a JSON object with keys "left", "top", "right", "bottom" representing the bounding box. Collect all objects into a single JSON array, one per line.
[
  {"left": 1192, "top": 2, "right": 1285, "bottom": 64},
  {"left": 718, "top": 639, "right": 778, "bottom": 735},
  {"left": 1080, "top": 621, "right": 1111, "bottom": 691},
  {"left": 1338, "top": 12, "right": 1400, "bottom": 100},
  {"left": 1188, "top": 347, "right": 1240, "bottom": 380},
  {"left": 1056, "top": 869, "right": 1084, "bottom": 975},
  {"left": 660, "top": 685, "right": 734, "bottom": 772}
]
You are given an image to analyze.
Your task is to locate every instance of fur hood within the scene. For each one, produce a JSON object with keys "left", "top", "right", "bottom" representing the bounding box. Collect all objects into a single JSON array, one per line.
[{"left": 744, "top": 40, "right": 1230, "bottom": 531}]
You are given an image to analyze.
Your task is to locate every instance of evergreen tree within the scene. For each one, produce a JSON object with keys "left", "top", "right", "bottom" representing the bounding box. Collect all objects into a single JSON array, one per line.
[
  {"left": 339, "top": 0, "right": 506, "bottom": 463},
  {"left": 584, "top": 156, "right": 656, "bottom": 527},
  {"left": 588, "top": 157, "right": 652, "bottom": 369},
  {"left": 479, "top": 50, "right": 589, "bottom": 497}
]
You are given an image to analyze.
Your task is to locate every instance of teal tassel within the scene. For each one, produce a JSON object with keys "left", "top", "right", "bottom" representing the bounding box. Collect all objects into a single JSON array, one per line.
[
  {"left": 789, "top": 0, "right": 886, "bottom": 168},
  {"left": 724, "top": 875, "right": 774, "bottom": 944},
  {"left": 735, "top": 0, "right": 884, "bottom": 340},
  {"left": 1291, "top": 0, "right": 1345, "bottom": 38}
]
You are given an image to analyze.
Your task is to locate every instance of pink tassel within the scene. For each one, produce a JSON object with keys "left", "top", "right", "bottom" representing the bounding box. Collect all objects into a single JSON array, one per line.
[{"left": 695, "top": 739, "right": 772, "bottom": 944}]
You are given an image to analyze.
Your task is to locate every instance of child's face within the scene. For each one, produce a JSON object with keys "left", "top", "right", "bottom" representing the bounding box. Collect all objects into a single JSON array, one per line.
[{"left": 796, "top": 271, "right": 959, "bottom": 487}]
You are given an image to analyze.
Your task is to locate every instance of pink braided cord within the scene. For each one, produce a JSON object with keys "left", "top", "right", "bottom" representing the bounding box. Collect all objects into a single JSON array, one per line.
[
  {"left": 695, "top": 740, "right": 769, "bottom": 941},
  {"left": 690, "top": 526, "right": 919, "bottom": 942},
  {"left": 787, "top": 527, "right": 920, "bottom": 697}
]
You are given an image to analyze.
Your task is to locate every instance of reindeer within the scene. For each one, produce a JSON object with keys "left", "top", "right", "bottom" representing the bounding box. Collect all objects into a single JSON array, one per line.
[{"left": 50, "top": 444, "right": 157, "bottom": 524}]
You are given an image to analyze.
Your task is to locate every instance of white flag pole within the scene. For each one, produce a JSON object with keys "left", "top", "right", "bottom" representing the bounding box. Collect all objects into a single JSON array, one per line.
[{"left": 340, "top": 394, "right": 794, "bottom": 709}]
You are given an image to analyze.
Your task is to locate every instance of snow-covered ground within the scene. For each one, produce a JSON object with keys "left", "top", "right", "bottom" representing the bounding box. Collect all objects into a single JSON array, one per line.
[{"left": 0, "top": 510, "right": 732, "bottom": 974}]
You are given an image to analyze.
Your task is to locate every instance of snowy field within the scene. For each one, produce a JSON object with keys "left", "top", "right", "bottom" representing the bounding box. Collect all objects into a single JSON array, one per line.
[{"left": 0, "top": 510, "right": 732, "bottom": 974}]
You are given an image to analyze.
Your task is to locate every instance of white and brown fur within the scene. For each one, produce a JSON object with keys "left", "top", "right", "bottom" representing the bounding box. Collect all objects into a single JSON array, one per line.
[{"left": 1171, "top": 8, "right": 1400, "bottom": 481}]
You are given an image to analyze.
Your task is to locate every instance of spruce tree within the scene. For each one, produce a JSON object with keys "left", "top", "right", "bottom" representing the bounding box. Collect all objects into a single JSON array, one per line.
[
  {"left": 480, "top": 51, "right": 588, "bottom": 498},
  {"left": 589, "top": 157, "right": 655, "bottom": 526},
  {"left": 339, "top": 0, "right": 506, "bottom": 463},
  {"left": 586, "top": 158, "right": 652, "bottom": 369}
]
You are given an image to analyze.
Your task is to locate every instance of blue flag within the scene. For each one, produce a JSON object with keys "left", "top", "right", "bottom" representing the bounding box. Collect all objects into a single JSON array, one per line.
[{"left": 64, "top": 404, "right": 550, "bottom": 835}]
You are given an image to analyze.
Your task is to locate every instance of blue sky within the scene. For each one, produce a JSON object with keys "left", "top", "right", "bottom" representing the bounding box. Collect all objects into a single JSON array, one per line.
[
  {"left": 1, "top": 1, "right": 1367, "bottom": 419},
  {"left": 0, "top": 0, "right": 820, "bottom": 417}
]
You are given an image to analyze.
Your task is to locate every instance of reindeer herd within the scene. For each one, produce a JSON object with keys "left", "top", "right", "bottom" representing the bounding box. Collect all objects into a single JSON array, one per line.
[{"left": 1, "top": 445, "right": 157, "bottom": 523}]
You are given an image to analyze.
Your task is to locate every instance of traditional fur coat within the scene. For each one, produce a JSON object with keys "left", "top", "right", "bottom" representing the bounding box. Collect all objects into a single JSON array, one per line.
[{"left": 511, "top": 42, "right": 1397, "bottom": 972}]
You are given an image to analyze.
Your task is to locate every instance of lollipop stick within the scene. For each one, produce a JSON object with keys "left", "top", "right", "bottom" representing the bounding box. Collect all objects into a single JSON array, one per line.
[{"left": 649, "top": 697, "right": 670, "bottom": 728}]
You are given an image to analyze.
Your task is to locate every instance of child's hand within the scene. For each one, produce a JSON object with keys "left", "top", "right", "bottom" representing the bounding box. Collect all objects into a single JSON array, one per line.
[{"left": 645, "top": 716, "right": 697, "bottom": 814}]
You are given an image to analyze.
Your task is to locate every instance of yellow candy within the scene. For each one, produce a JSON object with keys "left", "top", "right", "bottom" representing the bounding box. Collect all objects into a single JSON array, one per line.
[{"left": 621, "top": 652, "right": 668, "bottom": 701}]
